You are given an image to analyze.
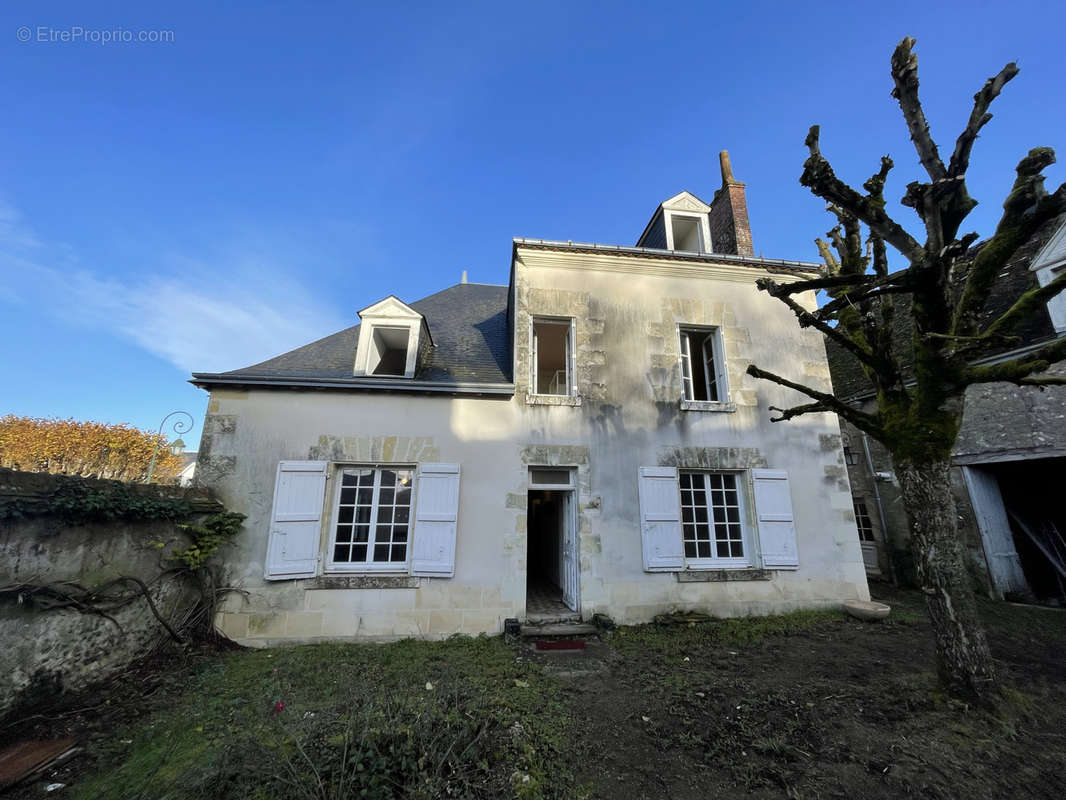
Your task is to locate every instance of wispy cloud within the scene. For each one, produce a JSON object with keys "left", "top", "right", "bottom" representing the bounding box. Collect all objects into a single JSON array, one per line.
[{"left": 0, "top": 201, "right": 348, "bottom": 374}]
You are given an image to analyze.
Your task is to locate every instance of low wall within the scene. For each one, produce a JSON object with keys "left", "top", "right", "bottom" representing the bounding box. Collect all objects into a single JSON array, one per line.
[{"left": 0, "top": 468, "right": 222, "bottom": 719}]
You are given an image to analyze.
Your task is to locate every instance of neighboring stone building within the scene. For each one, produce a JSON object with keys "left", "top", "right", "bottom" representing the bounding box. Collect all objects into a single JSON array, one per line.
[
  {"left": 828, "top": 214, "right": 1066, "bottom": 604},
  {"left": 191, "top": 153, "right": 869, "bottom": 645}
]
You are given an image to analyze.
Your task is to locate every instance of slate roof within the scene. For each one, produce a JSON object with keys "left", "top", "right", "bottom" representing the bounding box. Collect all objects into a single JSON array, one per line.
[
  {"left": 827, "top": 214, "right": 1065, "bottom": 400},
  {"left": 191, "top": 283, "right": 512, "bottom": 392}
]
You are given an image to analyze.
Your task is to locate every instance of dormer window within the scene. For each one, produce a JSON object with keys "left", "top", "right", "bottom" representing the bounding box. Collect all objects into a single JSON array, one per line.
[
  {"left": 353, "top": 295, "right": 432, "bottom": 379},
  {"left": 1030, "top": 220, "right": 1066, "bottom": 334},
  {"left": 670, "top": 215, "right": 705, "bottom": 253},
  {"left": 368, "top": 327, "right": 410, "bottom": 376},
  {"left": 636, "top": 191, "right": 714, "bottom": 254}
]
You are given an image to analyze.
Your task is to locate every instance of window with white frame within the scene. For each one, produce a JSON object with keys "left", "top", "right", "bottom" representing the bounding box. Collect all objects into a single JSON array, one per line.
[
  {"left": 679, "top": 327, "right": 726, "bottom": 402},
  {"left": 367, "top": 327, "right": 411, "bottom": 376},
  {"left": 329, "top": 466, "right": 414, "bottom": 569},
  {"left": 532, "top": 317, "right": 574, "bottom": 395},
  {"left": 853, "top": 497, "right": 876, "bottom": 543},
  {"left": 679, "top": 471, "right": 749, "bottom": 565},
  {"left": 670, "top": 214, "right": 705, "bottom": 253}
]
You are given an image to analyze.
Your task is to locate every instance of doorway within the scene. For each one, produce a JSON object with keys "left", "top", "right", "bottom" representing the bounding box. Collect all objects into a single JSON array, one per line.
[{"left": 527, "top": 469, "right": 579, "bottom": 619}]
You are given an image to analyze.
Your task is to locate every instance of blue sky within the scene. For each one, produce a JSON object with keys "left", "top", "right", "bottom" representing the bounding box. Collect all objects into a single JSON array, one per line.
[{"left": 1, "top": 1, "right": 1064, "bottom": 449}]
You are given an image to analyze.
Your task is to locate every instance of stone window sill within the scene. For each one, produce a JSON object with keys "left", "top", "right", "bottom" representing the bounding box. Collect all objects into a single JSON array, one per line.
[
  {"left": 526, "top": 393, "right": 582, "bottom": 407},
  {"left": 312, "top": 575, "right": 420, "bottom": 589},
  {"left": 680, "top": 399, "right": 736, "bottom": 413},
  {"left": 675, "top": 568, "right": 772, "bottom": 583}
]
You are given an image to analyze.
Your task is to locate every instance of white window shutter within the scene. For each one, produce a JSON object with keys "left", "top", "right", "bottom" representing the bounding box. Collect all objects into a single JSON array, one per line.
[
  {"left": 752, "top": 469, "right": 799, "bottom": 568},
  {"left": 265, "top": 461, "right": 328, "bottom": 580},
  {"left": 411, "top": 463, "right": 461, "bottom": 577},
  {"left": 637, "top": 466, "right": 685, "bottom": 571}
]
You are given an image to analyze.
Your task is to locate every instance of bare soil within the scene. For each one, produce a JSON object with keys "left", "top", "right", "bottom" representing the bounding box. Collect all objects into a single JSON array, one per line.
[{"left": 562, "top": 586, "right": 1066, "bottom": 799}]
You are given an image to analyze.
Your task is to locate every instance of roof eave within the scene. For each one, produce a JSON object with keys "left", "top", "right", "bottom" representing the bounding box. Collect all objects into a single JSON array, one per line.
[{"left": 189, "top": 374, "right": 515, "bottom": 397}]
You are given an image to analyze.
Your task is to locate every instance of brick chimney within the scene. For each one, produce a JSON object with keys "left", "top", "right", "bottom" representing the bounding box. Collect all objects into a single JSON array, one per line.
[{"left": 707, "top": 151, "right": 754, "bottom": 256}]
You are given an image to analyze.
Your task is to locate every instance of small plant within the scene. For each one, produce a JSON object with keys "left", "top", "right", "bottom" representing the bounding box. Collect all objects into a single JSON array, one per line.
[{"left": 175, "top": 511, "right": 245, "bottom": 569}]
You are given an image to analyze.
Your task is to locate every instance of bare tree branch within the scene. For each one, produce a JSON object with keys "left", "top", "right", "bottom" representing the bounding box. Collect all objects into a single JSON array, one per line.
[
  {"left": 801, "top": 126, "right": 927, "bottom": 265},
  {"left": 767, "top": 401, "right": 829, "bottom": 422},
  {"left": 746, "top": 363, "right": 884, "bottom": 437},
  {"left": 890, "top": 37, "right": 947, "bottom": 183},
  {"left": 755, "top": 279, "right": 890, "bottom": 373},
  {"left": 814, "top": 283, "right": 913, "bottom": 322},
  {"left": 948, "top": 61, "right": 1020, "bottom": 179}
]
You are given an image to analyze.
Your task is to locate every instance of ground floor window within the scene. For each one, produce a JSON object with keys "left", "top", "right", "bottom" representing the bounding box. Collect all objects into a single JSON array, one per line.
[
  {"left": 330, "top": 466, "right": 414, "bottom": 569},
  {"left": 679, "top": 471, "right": 749, "bottom": 566},
  {"left": 853, "top": 497, "right": 876, "bottom": 543}
]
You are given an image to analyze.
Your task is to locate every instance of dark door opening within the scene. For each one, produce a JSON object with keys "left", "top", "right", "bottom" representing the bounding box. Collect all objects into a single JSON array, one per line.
[
  {"left": 995, "top": 457, "right": 1066, "bottom": 604},
  {"left": 527, "top": 489, "right": 576, "bottom": 618}
]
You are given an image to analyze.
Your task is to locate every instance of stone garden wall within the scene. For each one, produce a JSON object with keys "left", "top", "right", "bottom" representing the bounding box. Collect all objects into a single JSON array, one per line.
[{"left": 0, "top": 468, "right": 222, "bottom": 720}]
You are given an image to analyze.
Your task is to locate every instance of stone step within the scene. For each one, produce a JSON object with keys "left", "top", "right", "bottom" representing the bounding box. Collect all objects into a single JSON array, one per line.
[
  {"left": 520, "top": 622, "right": 597, "bottom": 637},
  {"left": 526, "top": 612, "right": 582, "bottom": 625}
]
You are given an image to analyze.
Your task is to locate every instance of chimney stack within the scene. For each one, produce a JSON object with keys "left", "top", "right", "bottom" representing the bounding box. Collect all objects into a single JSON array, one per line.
[{"left": 707, "top": 150, "right": 754, "bottom": 256}]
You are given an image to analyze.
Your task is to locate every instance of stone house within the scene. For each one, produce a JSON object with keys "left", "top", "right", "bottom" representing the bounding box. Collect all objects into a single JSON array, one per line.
[
  {"left": 827, "top": 214, "right": 1066, "bottom": 604},
  {"left": 191, "top": 153, "right": 869, "bottom": 644}
]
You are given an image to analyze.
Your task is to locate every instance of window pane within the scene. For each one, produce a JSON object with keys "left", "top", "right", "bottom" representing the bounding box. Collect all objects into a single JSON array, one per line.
[
  {"left": 695, "top": 506, "right": 708, "bottom": 523},
  {"left": 356, "top": 506, "right": 371, "bottom": 524},
  {"left": 726, "top": 507, "right": 739, "bottom": 523},
  {"left": 717, "top": 541, "right": 729, "bottom": 558},
  {"left": 692, "top": 489, "right": 706, "bottom": 505},
  {"left": 390, "top": 544, "right": 406, "bottom": 562},
  {"left": 393, "top": 526, "right": 408, "bottom": 542},
  {"left": 333, "top": 544, "right": 349, "bottom": 562},
  {"left": 340, "top": 487, "right": 356, "bottom": 505},
  {"left": 682, "top": 506, "right": 693, "bottom": 523},
  {"left": 357, "top": 488, "right": 373, "bottom": 505},
  {"left": 395, "top": 507, "right": 410, "bottom": 524},
  {"left": 373, "top": 544, "right": 390, "bottom": 562},
  {"left": 377, "top": 506, "right": 393, "bottom": 523},
  {"left": 395, "top": 486, "right": 411, "bottom": 506},
  {"left": 380, "top": 470, "right": 396, "bottom": 486},
  {"left": 354, "top": 524, "right": 370, "bottom": 543},
  {"left": 352, "top": 544, "right": 368, "bottom": 562},
  {"left": 531, "top": 469, "right": 572, "bottom": 486},
  {"left": 698, "top": 541, "right": 711, "bottom": 558},
  {"left": 337, "top": 506, "right": 354, "bottom": 524},
  {"left": 685, "top": 541, "right": 697, "bottom": 558},
  {"left": 379, "top": 487, "right": 395, "bottom": 505},
  {"left": 342, "top": 472, "right": 359, "bottom": 487},
  {"left": 335, "top": 526, "right": 352, "bottom": 543},
  {"left": 679, "top": 473, "right": 692, "bottom": 489}
]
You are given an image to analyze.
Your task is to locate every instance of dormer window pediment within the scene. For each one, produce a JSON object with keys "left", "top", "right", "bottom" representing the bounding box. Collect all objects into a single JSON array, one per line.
[{"left": 353, "top": 295, "right": 432, "bottom": 379}]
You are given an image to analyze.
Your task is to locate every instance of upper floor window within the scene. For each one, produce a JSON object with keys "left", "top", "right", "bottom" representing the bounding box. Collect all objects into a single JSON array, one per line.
[
  {"left": 353, "top": 295, "right": 432, "bottom": 380},
  {"left": 1030, "top": 220, "right": 1066, "bottom": 334},
  {"left": 368, "top": 327, "right": 410, "bottom": 376},
  {"left": 532, "top": 317, "right": 575, "bottom": 396},
  {"left": 679, "top": 326, "right": 726, "bottom": 402},
  {"left": 670, "top": 214, "right": 705, "bottom": 253}
]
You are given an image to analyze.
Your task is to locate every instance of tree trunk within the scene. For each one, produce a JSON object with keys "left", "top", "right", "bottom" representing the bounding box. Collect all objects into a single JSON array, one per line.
[{"left": 895, "top": 458, "right": 998, "bottom": 701}]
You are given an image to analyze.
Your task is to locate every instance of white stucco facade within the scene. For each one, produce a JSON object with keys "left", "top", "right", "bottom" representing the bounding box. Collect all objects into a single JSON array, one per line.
[{"left": 198, "top": 243, "right": 869, "bottom": 645}]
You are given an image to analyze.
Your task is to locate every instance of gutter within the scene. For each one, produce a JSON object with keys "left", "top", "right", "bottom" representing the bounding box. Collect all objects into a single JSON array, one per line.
[{"left": 189, "top": 375, "right": 515, "bottom": 396}]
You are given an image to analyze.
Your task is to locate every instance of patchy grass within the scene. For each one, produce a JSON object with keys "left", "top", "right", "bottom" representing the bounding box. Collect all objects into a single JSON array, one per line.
[
  {"left": 13, "top": 589, "right": 1066, "bottom": 800},
  {"left": 70, "top": 636, "right": 570, "bottom": 800}
]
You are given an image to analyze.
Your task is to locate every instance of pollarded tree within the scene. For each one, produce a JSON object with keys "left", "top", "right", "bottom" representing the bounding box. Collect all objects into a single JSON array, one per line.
[{"left": 746, "top": 38, "right": 1066, "bottom": 701}]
